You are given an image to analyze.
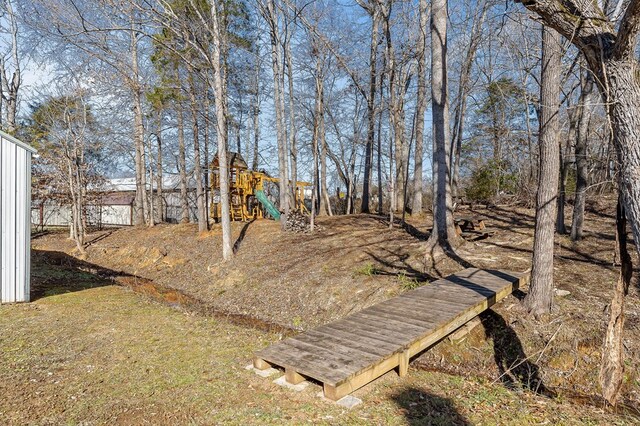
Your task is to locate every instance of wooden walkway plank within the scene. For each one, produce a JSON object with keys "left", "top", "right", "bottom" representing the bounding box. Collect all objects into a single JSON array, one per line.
[
  {"left": 350, "top": 310, "right": 430, "bottom": 335},
  {"left": 290, "top": 330, "right": 386, "bottom": 360},
  {"left": 308, "top": 327, "right": 399, "bottom": 355},
  {"left": 322, "top": 319, "right": 415, "bottom": 346},
  {"left": 254, "top": 268, "right": 527, "bottom": 400},
  {"left": 383, "top": 295, "right": 470, "bottom": 316},
  {"left": 364, "top": 305, "right": 446, "bottom": 331}
]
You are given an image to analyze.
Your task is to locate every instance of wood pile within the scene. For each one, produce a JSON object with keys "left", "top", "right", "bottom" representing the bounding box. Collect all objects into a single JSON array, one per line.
[{"left": 283, "top": 210, "right": 323, "bottom": 233}]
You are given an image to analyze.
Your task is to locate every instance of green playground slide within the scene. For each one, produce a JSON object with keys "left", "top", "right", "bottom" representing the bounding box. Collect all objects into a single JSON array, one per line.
[{"left": 255, "top": 190, "right": 281, "bottom": 220}]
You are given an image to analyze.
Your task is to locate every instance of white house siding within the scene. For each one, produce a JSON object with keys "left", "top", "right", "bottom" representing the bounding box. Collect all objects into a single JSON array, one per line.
[
  {"left": 31, "top": 204, "right": 71, "bottom": 227},
  {"left": 1, "top": 132, "right": 35, "bottom": 303},
  {"left": 32, "top": 203, "right": 133, "bottom": 228},
  {"left": 86, "top": 204, "right": 132, "bottom": 226}
]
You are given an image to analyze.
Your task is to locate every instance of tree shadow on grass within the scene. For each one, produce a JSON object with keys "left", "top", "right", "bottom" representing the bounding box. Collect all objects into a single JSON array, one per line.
[
  {"left": 481, "top": 309, "right": 555, "bottom": 398},
  {"left": 391, "top": 387, "right": 471, "bottom": 425},
  {"left": 30, "top": 249, "right": 112, "bottom": 301}
]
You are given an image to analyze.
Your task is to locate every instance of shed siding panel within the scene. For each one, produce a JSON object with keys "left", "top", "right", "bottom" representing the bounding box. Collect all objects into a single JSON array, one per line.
[
  {"left": 0, "top": 137, "right": 4, "bottom": 301},
  {"left": 15, "top": 147, "right": 27, "bottom": 302},
  {"left": 25, "top": 149, "right": 31, "bottom": 302},
  {"left": 1, "top": 138, "right": 17, "bottom": 302},
  {"left": 0, "top": 134, "right": 32, "bottom": 303}
]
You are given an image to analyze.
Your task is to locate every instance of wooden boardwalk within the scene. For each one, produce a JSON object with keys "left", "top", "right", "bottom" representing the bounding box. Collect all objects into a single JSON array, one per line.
[{"left": 254, "top": 268, "right": 528, "bottom": 401}]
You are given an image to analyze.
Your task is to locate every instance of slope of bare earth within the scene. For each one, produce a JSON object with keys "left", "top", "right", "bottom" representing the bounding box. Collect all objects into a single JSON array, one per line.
[
  {"left": 32, "top": 200, "right": 640, "bottom": 408},
  {"left": 33, "top": 215, "right": 429, "bottom": 330}
]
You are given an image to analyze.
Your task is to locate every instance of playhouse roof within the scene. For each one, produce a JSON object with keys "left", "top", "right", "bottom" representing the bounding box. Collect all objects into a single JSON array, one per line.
[{"left": 212, "top": 151, "right": 248, "bottom": 169}]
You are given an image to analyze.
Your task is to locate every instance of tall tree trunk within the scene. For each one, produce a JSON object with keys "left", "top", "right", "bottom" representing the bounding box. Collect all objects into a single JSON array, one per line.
[
  {"left": 177, "top": 101, "right": 190, "bottom": 224},
  {"left": 284, "top": 29, "right": 298, "bottom": 201},
  {"left": 210, "top": 1, "right": 232, "bottom": 260},
  {"left": 131, "top": 23, "right": 147, "bottom": 226},
  {"left": 377, "top": 86, "right": 384, "bottom": 214},
  {"left": 203, "top": 83, "right": 211, "bottom": 222},
  {"left": 412, "top": 0, "right": 428, "bottom": 215},
  {"left": 361, "top": 6, "right": 379, "bottom": 214},
  {"left": 313, "top": 51, "right": 329, "bottom": 216},
  {"left": 320, "top": 88, "right": 332, "bottom": 216},
  {"left": 155, "top": 115, "right": 164, "bottom": 222},
  {"left": 0, "top": 0, "right": 20, "bottom": 134},
  {"left": 389, "top": 121, "right": 395, "bottom": 227},
  {"left": 571, "top": 71, "right": 594, "bottom": 241},
  {"left": 382, "top": 1, "right": 407, "bottom": 214},
  {"left": 524, "top": 26, "right": 561, "bottom": 317},
  {"left": 311, "top": 137, "right": 318, "bottom": 232},
  {"left": 427, "top": 0, "right": 459, "bottom": 249},
  {"left": 312, "top": 81, "right": 320, "bottom": 217},
  {"left": 66, "top": 145, "right": 85, "bottom": 254},
  {"left": 595, "top": 57, "right": 640, "bottom": 405},
  {"left": 348, "top": 152, "right": 356, "bottom": 214},
  {"left": 557, "top": 113, "right": 573, "bottom": 234},
  {"left": 146, "top": 135, "right": 155, "bottom": 227},
  {"left": 252, "top": 44, "right": 261, "bottom": 171},
  {"left": 265, "top": 0, "right": 291, "bottom": 223},
  {"left": 132, "top": 86, "right": 147, "bottom": 226},
  {"left": 188, "top": 71, "right": 208, "bottom": 232}
]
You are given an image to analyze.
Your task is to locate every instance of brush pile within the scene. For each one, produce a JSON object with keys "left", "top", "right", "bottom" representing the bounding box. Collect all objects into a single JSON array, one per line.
[{"left": 283, "top": 210, "right": 323, "bottom": 233}]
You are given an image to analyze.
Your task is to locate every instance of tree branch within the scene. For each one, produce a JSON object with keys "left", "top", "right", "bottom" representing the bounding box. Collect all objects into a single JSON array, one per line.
[
  {"left": 516, "top": 0, "right": 615, "bottom": 67},
  {"left": 613, "top": 0, "right": 640, "bottom": 59}
]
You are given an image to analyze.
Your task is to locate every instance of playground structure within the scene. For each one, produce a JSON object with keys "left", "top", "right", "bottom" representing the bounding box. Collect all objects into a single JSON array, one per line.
[{"left": 209, "top": 152, "right": 310, "bottom": 222}]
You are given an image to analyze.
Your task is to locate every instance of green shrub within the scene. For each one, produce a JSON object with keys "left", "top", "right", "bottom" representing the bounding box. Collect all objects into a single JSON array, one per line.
[{"left": 465, "top": 159, "right": 517, "bottom": 203}]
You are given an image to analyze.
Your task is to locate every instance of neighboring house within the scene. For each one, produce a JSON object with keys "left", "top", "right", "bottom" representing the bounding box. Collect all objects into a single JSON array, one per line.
[{"left": 32, "top": 174, "right": 203, "bottom": 227}]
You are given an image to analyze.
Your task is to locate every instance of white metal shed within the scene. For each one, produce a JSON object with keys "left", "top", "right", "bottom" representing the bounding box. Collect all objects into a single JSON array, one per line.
[{"left": 1, "top": 130, "right": 35, "bottom": 303}]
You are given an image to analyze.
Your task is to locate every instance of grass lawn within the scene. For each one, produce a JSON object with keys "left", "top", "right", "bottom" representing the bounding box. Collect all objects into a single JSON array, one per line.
[{"left": 1, "top": 278, "right": 636, "bottom": 425}]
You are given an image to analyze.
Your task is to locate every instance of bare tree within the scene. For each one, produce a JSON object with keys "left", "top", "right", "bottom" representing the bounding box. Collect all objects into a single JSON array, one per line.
[
  {"left": 208, "top": 1, "right": 233, "bottom": 259},
  {"left": 283, "top": 10, "right": 298, "bottom": 201},
  {"left": 381, "top": 0, "right": 410, "bottom": 215},
  {"left": 412, "top": 0, "right": 428, "bottom": 215},
  {"left": 356, "top": 0, "right": 380, "bottom": 214},
  {"left": 427, "top": 0, "right": 459, "bottom": 250},
  {"left": 251, "top": 42, "right": 262, "bottom": 171},
  {"left": 129, "top": 11, "right": 149, "bottom": 226},
  {"left": 524, "top": 25, "right": 561, "bottom": 317},
  {"left": 0, "top": 0, "right": 20, "bottom": 133},
  {"left": 570, "top": 70, "right": 594, "bottom": 241},
  {"left": 187, "top": 69, "right": 208, "bottom": 232},
  {"left": 260, "top": 0, "right": 291, "bottom": 223},
  {"left": 28, "top": 92, "right": 98, "bottom": 254},
  {"left": 177, "top": 96, "right": 190, "bottom": 224},
  {"left": 22, "top": 0, "right": 152, "bottom": 226},
  {"left": 147, "top": 86, "right": 170, "bottom": 223}
]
